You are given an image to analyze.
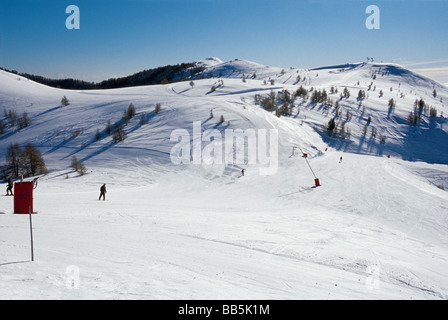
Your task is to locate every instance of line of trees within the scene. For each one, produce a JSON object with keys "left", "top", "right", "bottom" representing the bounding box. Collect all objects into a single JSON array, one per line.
[{"left": 1, "top": 63, "right": 205, "bottom": 90}]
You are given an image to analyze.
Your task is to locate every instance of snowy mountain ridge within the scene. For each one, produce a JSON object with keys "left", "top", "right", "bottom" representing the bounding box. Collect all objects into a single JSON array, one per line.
[{"left": 0, "top": 58, "right": 447, "bottom": 300}]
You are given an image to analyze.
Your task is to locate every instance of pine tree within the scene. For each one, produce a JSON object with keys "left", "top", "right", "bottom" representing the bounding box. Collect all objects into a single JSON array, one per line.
[
  {"left": 358, "top": 90, "right": 366, "bottom": 99},
  {"left": 61, "top": 96, "right": 70, "bottom": 106},
  {"left": 155, "top": 103, "right": 162, "bottom": 114},
  {"left": 127, "top": 103, "right": 136, "bottom": 118},
  {"left": 296, "top": 86, "right": 308, "bottom": 99},
  {"left": 430, "top": 107, "right": 437, "bottom": 117},
  {"left": 388, "top": 98, "right": 395, "bottom": 108},
  {"left": 112, "top": 123, "right": 127, "bottom": 143},
  {"left": 327, "top": 118, "right": 336, "bottom": 132},
  {"left": 139, "top": 114, "right": 147, "bottom": 126},
  {"left": 106, "top": 120, "right": 112, "bottom": 135},
  {"left": 418, "top": 99, "right": 425, "bottom": 110},
  {"left": 122, "top": 111, "right": 129, "bottom": 125},
  {"left": 408, "top": 112, "right": 419, "bottom": 125}
]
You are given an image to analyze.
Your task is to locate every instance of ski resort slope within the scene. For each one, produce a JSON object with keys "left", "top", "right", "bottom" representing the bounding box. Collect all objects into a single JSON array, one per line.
[{"left": 0, "top": 59, "right": 447, "bottom": 300}]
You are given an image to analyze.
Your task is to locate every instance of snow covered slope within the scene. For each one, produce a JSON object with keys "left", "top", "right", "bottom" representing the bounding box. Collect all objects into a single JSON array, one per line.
[{"left": 0, "top": 59, "right": 447, "bottom": 300}]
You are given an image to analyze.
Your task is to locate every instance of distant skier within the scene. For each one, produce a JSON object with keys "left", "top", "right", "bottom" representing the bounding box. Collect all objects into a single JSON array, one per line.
[
  {"left": 339, "top": 156, "right": 343, "bottom": 163},
  {"left": 99, "top": 184, "right": 107, "bottom": 201},
  {"left": 6, "top": 178, "right": 13, "bottom": 196},
  {"left": 242, "top": 169, "right": 245, "bottom": 177}
]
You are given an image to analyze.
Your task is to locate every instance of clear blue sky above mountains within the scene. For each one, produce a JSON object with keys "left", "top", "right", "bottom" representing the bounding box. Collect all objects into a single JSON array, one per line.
[{"left": 0, "top": 0, "right": 447, "bottom": 83}]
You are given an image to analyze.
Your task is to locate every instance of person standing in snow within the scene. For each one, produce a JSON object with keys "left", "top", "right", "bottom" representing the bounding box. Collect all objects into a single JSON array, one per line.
[
  {"left": 99, "top": 184, "right": 107, "bottom": 201},
  {"left": 339, "top": 156, "right": 343, "bottom": 163},
  {"left": 6, "top": 178, "right": 13, "bottom": 196}
]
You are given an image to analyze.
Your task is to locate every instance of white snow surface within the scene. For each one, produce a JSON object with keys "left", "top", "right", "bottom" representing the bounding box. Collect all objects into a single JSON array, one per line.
[{"left": 0, "top": 59, "right": 447, "bottom": 300}]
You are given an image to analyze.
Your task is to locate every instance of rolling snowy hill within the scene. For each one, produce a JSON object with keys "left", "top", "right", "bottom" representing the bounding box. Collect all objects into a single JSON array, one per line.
[{"left": 0, "top": 58, "right": 447, "bottom": 300}]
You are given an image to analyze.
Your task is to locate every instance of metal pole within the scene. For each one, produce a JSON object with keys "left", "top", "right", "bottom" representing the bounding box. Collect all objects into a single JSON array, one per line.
[
  {"left": 298, "top": 146, "right": 317, "bottom": 179},
  {"left": 304, "top": 157, "right": 317, "bottom": 179},
  {"left": 29, "top": 206, "right": 34, "bottom": 262}
]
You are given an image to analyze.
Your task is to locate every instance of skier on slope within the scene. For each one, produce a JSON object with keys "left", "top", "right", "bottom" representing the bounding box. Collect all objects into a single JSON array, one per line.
[
  {"left": 99, "top": 184, "right": 107, "bottom": 201},
  {"left": 6, "top": 178, "right": 13, "bottom": 196}
]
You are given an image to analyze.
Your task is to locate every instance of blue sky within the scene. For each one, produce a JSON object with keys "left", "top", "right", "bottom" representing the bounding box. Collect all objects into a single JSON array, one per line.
[{"left": 0, "top": 0, "right": 447, "bottom": 83}]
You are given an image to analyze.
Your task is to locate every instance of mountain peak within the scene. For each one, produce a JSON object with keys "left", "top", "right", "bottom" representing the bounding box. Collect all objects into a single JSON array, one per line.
[{"left": 195, "top": 57, "right": 224, "bottom": 68}]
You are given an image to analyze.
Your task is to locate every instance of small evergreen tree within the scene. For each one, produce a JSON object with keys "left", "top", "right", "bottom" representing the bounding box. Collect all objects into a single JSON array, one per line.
[
  {"left": 106, "top": 120, "right": 112, "bottom": 135},
  {"left": 139, "top": 114, "right": 147, "bottom": 126},
  {"left": 296, "top": 86, "right": 308, "bottom": 99},
  {"left": 418, "top": 98, "right": 425, "bottom": 110},
  {"left": 127, "top": 103, "right": 136, "bottom": 119},
  {"left": 362, "top": 124, "right": 368, "bottom": 136},
  {"left": 358, "top": 90, "right": 366, "bottom": 100},
  {"left": 430, "top": 107, "right": 438, "bottom": 117},
  {"left": 388, "top": 98, "right": 396, "bottom": 108},
  {"left": 408, "top": 112, "right": 419, "bottom": 125},
  {"left": 95, "top": 129, "right": 101, "bottom": 141},
  {"left": 122, "top": 111, "right": 129, "bottom": 125},
  {"left": 327, "top": 118, "right": 336, "bottom": 132},
  {"left": 155, "top": 103, "right": 162, "bottom": 114},
  {"left": 112, "top": 123, "right": 127, "bottom": 143},
  {"left": 61, "top": 96, "right": 70, "bottom": 106}
]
